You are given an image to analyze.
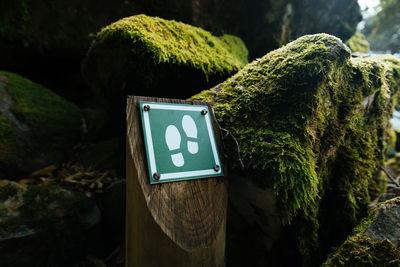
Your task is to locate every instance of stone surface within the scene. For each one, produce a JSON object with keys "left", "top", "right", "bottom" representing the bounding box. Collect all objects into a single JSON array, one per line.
[
  {"left": 323, "top": 197, "right": 400, "bottom": 266},
  {"left": 0, "top": 180, "right": 101, "bottom": 266},
  {"left": 191, "top": 34, "right": 400, "bottom": 266},
  {"left": 365, "top": 199, "right": 400, "bottom": 247},
  {"left": 0, "top": 72, "right": 82, "bottom": 179}
]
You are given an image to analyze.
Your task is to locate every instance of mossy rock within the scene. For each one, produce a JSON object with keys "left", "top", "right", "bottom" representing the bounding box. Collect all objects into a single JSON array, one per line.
[
  {"left": 191, "top": 34, "right": 400, "bottom": 266},
  {"left": 82, "top": 14, "right": 248, "bottom": 122},
  {"left": 346, "top": 32, "right": 370, "bottom": 53},
  {"left": 0, "top": 72, "right": 82, "bottom": 179},
  {"left": 323, "top": 197, "right": 400, "bottom": 266},
  {"left": 0, "top": 180, "right": 101, "bottom": 266}
]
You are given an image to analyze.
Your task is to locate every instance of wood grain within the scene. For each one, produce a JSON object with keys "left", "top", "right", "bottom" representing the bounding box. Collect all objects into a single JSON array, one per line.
[{"left": 126, "top": 96, "right": 227, "bottom": 267}]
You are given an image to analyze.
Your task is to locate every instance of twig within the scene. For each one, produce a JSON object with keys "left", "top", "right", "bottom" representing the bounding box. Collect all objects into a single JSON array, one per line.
[
  {"left": 211, "top": 84, "right": 245, "bottom": 170},
  {"left": 378, "top": 164, "right": 400, "bottom": 187}
]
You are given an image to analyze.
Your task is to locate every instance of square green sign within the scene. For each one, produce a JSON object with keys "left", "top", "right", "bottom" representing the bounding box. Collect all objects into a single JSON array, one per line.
[{"left": 140, "top": 101, "right": 223, "bottom": 184}]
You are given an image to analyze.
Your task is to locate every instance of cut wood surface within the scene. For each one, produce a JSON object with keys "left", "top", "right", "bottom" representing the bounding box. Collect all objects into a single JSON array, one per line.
[{"left": 126, "top": 96, "right": 227, "bottom": 267}]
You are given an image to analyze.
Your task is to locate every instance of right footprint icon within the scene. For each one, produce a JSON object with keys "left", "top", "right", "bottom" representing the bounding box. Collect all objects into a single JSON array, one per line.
[
  {"left": 182, "top": 115, "right": 198, "bottom": 154},
  {"left": 165, "top": 115, "right": 199, "bottom": 168}
]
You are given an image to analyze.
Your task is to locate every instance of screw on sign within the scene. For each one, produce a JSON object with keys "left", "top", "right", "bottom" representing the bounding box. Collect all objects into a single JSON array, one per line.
[{"left": 140, "top": 101, "right": 223, "bottom": 184}]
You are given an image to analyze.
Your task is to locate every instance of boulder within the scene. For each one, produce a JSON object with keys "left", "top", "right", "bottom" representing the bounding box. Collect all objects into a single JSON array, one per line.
[
  {"left": 0, "top": 72, "right": 82, "bottom": 179},
  {"left": 323, "top": 197, "right": 400, "bottom": 266},
  {"left": 345, "top": 32, "right": 370, "bottom": 53},
  {"left": 191, "top": 34, "right": 400, "bottom": 266},
  {"left": 0, "top": 0, "right": 361, "bottom": 62},
  {"left": 82, "top": 14, "right": 248, "bottom": 123},
  {"left": 0, "top": 180, "right": 101, "bottom": 267},
  {"left": 0, "top": 0, "right": 362, "bottom": 64},
  {"left": 0, "top": 1, "right": 362, "bottom": 107}
]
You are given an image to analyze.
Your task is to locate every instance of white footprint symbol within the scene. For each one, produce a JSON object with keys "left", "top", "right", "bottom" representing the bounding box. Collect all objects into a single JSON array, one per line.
[
  {"left": 165, "top": 125, "right": 184, "bottom": 167},
  {"left": 165, "top": 115, "right": 199, "bottom": 167},
  {"left": 182, "top": 115, "right": 198, "bottom": 154}
]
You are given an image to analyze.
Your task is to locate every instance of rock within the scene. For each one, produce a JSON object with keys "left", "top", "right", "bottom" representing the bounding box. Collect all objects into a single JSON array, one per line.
[
  {"left": 365, "top": 199, "right": 400, "bottom": 247},
  {"left": 191, "top": 34, "right": 400, "bottom": 265},
  {"left": 0, "top": 72, "right": 82, "bottom": 179},
  {"left": 82, "top": 14, "right": 248, "bottom": 125},
  {"left": 323, "top": 197, "right": 400, "bottom": 266},
  {"left": 0, "top": 180, "right": 101, "bottom": 266},
  {"left": 345, "top": 32, "right": 370, "bottom": 53},
  {"left": 0, "top": 0, "right": 361, "bottom": 66},
  {"left": 0, "top": 1, "right": 362, "bottom": 109}
]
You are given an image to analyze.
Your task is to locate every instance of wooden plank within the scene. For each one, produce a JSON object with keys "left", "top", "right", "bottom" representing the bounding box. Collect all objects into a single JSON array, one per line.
[{"left": 126, "top": 96, "right": 227, "bottom": 267}]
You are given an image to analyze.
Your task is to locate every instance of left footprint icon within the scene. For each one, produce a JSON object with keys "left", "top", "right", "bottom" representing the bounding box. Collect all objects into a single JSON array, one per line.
[{"left": 165, "top": 125, "right": 184, "bottom": 167}]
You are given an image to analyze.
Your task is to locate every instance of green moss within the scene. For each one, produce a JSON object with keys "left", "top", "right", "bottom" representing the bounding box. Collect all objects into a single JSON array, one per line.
[
  {"left": 82, "top": 14, "right": 248, "bottom": 115},
  {"left": 0, "top": 71, "right": 82, "bottom": 178},
  {"left": 20, "top": 185, "right": 92, "bottom": 232},
  {"left": 0, "top": 180, "right": 29, "bottom": 238},
  {"left": 323, "top": 198, "right": 400, "bottom": 266},
  {"left": 345, "top": 32, "right": 370, "bottom": 53},
  {"left": 19, "top": 185, "right": 95, "bottom": 263},
  {"left": 91, "top": 14, "right": 248, "bottom": 78},
  {"left": 0, "top": 71, "right": 82, "bottom": 151},
  {"left": 191, "top": 34, "right": 400, "bottom": 264},
  {"left": 0, "top": 181, "right": 98, "bottom": 265}
]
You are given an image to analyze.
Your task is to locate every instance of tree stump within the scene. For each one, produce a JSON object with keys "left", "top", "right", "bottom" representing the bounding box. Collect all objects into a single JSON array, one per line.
[{"left": 126, "top": 96, "right": 227, "bottom": 267}]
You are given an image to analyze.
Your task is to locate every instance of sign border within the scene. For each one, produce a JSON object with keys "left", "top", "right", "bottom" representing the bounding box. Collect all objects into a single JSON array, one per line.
[{"left": 140, "top": 101, "right": 223, "bottom": 184}]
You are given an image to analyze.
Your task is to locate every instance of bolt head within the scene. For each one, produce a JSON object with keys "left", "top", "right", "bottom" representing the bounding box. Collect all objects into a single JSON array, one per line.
[
  {"left": 213, "top": 165, "right": 220, "bottom": 172},
  {"left": 201, "top": 109, "right": 208, "bottom": 115},
  {"left": 153, "top": 172, "right": 161, "bottom": 180},
  {"left": 143, "top": 105, "right": 151, "bottom": 111}
]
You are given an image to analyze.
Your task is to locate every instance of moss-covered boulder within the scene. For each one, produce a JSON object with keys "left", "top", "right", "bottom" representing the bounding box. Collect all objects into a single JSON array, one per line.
[
  {"left": 323, "top": 197, "right": 400, "bottom": 266},
  {"left": 0, "top": 72, "right": 82, "bottom": 179},
  {"left": 0, "top": 180, "right": 101, "bottom": 266},
  {"left": 346, "top": 32, "right": 370, "bottom": 53},
  {"left": 82, "top": 14, "right": 248, "bottom": 122},
  {"left": 191, "top": 34, "right": 400, "bottom": 266},
  {"left": 0, "top": 0, "right": 361, "bottom": 66}
]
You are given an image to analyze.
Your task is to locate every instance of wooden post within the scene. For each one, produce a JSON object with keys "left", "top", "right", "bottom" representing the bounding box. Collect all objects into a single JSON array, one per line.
[{"left": 126, "top": 96, "right": 227, "bottom": 267}]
